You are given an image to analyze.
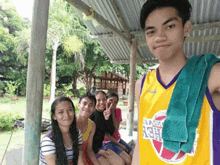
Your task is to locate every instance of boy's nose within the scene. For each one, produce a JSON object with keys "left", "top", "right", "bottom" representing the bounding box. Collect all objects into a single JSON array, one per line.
[{"left": 155, "top": 30, "right": 166, "bottom": 42}]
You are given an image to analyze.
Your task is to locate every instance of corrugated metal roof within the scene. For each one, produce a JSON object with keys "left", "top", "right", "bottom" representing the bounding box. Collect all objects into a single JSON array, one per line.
[{"left": 73, "top": 0, "right": 220, "bottom": 64}]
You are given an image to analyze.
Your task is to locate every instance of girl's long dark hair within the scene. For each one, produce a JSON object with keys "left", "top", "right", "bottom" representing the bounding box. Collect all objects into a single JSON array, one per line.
[{"left": 51, "top": 97, "right": 79, "bottom": 165}]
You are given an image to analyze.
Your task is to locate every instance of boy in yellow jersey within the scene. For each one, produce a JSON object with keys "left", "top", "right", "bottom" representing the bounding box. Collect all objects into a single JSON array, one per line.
[{"left": 131, "top": 0, "right": 220, "bottom": 164}]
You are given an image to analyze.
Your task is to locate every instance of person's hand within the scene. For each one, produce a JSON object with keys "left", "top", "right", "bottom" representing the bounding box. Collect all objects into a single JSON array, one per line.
[
  {"left": 99, "top": 149, "right": 110, "bottom": 158},
  {"left": 104, "top": 103, "right": 113, "bottom": 120},
  {"left": 119, "top": 144, "right": 128, "bottom": 153}
]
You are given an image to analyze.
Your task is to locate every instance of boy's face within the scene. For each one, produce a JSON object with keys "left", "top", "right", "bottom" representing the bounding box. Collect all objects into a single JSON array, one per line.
[
  {"left": 78, "top": 97, "right": 95, "bottom": 118},
  {"left": 144, "top": 7, "right": 191, "bottom": 61}
]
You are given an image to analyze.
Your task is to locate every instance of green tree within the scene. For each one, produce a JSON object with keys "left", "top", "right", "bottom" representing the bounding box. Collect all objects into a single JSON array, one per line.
[
  {"left": 0, "top": 0, "right": 29, "bottom": 96},
  {"left": 47, "top": 0, "right": 88, "bottom": 103}
]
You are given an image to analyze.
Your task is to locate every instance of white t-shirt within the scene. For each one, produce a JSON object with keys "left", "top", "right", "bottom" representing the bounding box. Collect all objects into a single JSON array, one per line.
[{"left": 39, "top": 130, "right": 82, "bottom": 165}]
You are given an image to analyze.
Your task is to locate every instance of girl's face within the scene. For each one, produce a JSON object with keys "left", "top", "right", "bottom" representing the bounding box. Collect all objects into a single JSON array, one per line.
[
  {"left": 107, "top": 96, "right": 118, "bottom": 110},
  {"left": 95, "top": 93, "right": 106, "bottom": 112},
  {"left": 53, "top": 101, "right": 75, "bottom": 128}
]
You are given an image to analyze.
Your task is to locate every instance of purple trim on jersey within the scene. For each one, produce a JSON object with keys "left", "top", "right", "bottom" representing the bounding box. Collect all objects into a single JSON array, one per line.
[
  {"left": 206, "top": 88, "right": 220, "bottom": 165},
  {"left": 140, "top": 74, "right": 146, "bottom": 94},
  {"left": 156, "top": 68, "right": 182, "bottom": 89}
]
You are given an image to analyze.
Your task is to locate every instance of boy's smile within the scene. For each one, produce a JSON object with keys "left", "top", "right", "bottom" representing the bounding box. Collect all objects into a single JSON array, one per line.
[
  {"left": 145, "top": 7, "right": 191, "bottom": 62},
  {"left": 78, "top": 97, "right": 95, "bottom": 118}
]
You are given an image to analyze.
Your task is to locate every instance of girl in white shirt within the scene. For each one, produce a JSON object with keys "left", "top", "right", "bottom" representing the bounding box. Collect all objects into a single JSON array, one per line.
[{"left": 40, "top": 97, "right": 84, "bottom": 165}]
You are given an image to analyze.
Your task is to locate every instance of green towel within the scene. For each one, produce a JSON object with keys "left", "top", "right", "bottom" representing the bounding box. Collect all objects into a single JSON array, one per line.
[{"left": 162, "top": 53, "right": 220, "bottom": 153}]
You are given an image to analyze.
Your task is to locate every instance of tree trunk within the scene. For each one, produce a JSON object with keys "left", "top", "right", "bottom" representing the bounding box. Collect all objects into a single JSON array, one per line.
[
  {"left": 85, "top": 72, "right": 90, "bottom": 93},
  {"left": 49, "top": 41, "right": 59, "bottom": 104},
  {"left": 88, "top": 73, "right": 92, "bottom": 92},
  {"left": 71, "top": 70, "right": 79, "bottom": 97}
]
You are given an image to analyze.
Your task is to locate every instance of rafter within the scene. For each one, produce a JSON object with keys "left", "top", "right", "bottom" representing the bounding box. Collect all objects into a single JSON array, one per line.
[
  {"left": 91, "top": 22, "right": 220, "bottom": 40},
  {"left": 111, "top": 58, "right": 158, "bottom": 64},
  {"left": 109, "top": 0, "right": 131, "bottom": 37},
  {"left": 66, "top": 0, "right": 131, "bottom": 44}
]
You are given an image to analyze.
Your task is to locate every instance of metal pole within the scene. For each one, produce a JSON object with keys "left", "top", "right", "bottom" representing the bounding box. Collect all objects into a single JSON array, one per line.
[
  {"left": 126, "top": 40, "right": 137, "bottom": 136},
  {"left": 22, "top": 0, "right": 50, "bottom": 164}
]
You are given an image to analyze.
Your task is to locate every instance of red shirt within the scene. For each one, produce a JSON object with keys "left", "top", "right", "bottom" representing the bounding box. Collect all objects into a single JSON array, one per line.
[{"left": 103, "top": 108, "right": 122, "bottom": 143}]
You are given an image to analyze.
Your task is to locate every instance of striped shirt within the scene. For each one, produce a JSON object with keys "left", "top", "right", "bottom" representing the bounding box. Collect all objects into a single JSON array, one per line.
[{"left": 39, "top": 130, "right": 82, "bottom": 165}]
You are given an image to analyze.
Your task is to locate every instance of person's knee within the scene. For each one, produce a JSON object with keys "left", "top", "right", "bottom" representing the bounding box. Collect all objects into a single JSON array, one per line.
[
  {"left": 98, "top": 156, "right": 111, "bottom": 165},
  {"left": 120, "top": 151, "right": 131, "bottom": 165},
  {"left": 117, "top": 157, "right": 125, "bottom": 165},
  {"left": 107, "top": 149, "right": 125, "bottom": 165}
]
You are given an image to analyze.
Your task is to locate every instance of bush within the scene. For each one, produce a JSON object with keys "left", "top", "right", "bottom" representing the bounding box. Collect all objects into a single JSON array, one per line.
[
  {"left": 0, "top": 110, "right": 23, "bottom": 131},
  {"left": 44, "top": 84, "right": 51, "bottom": 96},
  {"left": 5, "top": 81, "right": 20, "bottom": 97}
]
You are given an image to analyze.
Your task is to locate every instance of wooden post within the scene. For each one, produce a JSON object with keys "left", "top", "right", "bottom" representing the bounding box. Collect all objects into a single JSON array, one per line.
[
  {"left": 126, "top": 40, "right": 137, "bottom": 136},
  {"left": 22, "top": 0, "right": 50, "bottom": 164}
]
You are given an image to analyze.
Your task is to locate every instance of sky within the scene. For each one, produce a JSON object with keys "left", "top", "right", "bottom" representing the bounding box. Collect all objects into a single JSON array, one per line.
[
  {"left": 0, "top": 0, "right": 34, "bottom": 20},
  {"left": 12, "top": 0, "right": 34, "bottom": 20}
]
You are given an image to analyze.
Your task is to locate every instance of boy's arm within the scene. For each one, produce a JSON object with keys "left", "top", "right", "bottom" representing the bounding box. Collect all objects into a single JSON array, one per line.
[
  {"left": 78, "top": 145, "right": 84, "bottom": 165},
  {"left": 87, "top": 122, "right": 101, "bottom": 165},
  {"left": 208, "top": 62, "right": 220, "bottom": 111},
  {"left": 105, "top": 134, "right": 128, "bottom": 152},
  {"left": 131, "top": 76, "right": 143, "bottom": 165}
]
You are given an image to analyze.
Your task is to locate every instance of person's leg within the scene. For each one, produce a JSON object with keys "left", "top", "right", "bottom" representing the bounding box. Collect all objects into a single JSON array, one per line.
[
  {"left": 98, "top": 156, "right": 111, "bottom": 165},
  {"left": 119, "top": 151, "right": 131, "bottom": 165},
  {"left": 129, "top": 150, "right": 134, "bottom": 158},
  {"left": 105, "top": 141, "right": 130, "bottom": 165},
  {"left": 106, "top": 149, "right": 125, "bottom": 165},
  {"left": 119, "top": 139, "right": 133, "bottom": 154}
]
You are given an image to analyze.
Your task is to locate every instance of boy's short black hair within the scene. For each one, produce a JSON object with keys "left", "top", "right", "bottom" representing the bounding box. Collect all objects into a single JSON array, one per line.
[
  {"left": 140, "top": 0, "right": 192, "bottom": 29},
  {"left": 79, "top": 93, "right": 96, "bottom": 106}
]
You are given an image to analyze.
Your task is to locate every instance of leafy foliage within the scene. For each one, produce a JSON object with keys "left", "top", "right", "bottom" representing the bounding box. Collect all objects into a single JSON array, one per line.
[{"left": 0, "top": 110, "right": 22, "bottom": 131}]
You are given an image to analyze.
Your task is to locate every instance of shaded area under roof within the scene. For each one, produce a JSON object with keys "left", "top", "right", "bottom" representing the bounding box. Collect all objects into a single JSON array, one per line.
[{"left": 69, "top": 0, "right": 220, "bottom": 64}]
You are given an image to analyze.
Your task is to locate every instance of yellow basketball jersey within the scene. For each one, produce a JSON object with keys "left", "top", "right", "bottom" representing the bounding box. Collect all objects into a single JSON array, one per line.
[{"left": 139, "top": 69, "right": 220, "bottom": 165}]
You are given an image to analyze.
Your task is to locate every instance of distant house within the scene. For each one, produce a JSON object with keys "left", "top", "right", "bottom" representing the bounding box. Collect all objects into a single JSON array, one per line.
[{"left": 92, "top": 71, "right": 129, "bottom": 97}]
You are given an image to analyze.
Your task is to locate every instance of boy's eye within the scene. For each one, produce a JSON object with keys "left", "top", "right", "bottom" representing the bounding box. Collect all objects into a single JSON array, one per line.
[
  {"left": 167, "top": 24, "right": 175, "bottom": 29},
  {"left": 145, "top": 30, "right": 155, "bottom": 36}
]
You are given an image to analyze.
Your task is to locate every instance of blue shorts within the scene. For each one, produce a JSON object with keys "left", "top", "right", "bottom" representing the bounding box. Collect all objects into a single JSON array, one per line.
[
  {"left": 103, "top": 139, "right": 133, "bottom": 155},
  {"left": 95, "top": 145, "right": 107, "bottom": 158}
]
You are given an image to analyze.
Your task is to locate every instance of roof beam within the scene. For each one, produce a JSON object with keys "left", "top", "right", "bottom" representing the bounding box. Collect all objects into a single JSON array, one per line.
[
  {"left": 185, "top": 34, "right": 220, "bottom": 43},
  {"left": 106, "top": 0, "right": 143, "bottom": 63},
  {"left": 109, "top": 0, "right": 131, "bottom": 37},
  {"left": 92, "top": 33, "right": 220, "bottom": 46},
  {"left": 66, "top": 0, "right": 131, "bottom": 44},
  {"left": 111, "top": 58, "right": 158, "bottom": 64},
  {"left": 138, "top": 34, "right": 220, "bottom": 46},
  {"left": 191, "top": 22, "right": 220, "bottom": 30},
  {"left": 91, "top": 22, "right": 220, "bottom": 39},
  {"left": 66, "top": 0, "right": 144, "bottom": 63}
]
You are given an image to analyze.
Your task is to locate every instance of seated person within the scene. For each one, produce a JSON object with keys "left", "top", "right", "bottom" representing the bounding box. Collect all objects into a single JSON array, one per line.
[
  {"left": 89, "top": 91, "right": 125, "bottom": 165},
  {"left": 76, "top": 93, "right": 97, "bottom": 165},
  {"left": 40, "top": 97, "right": 83, "bottom": 165},
  {"left": 103, "top": 93, "right": 133, "bottom": 165}
]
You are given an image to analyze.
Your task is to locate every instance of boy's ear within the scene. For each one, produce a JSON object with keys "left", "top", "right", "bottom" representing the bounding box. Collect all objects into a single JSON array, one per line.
[{"left": 184, "top": 20, "right": 192, "bottom": 37}]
